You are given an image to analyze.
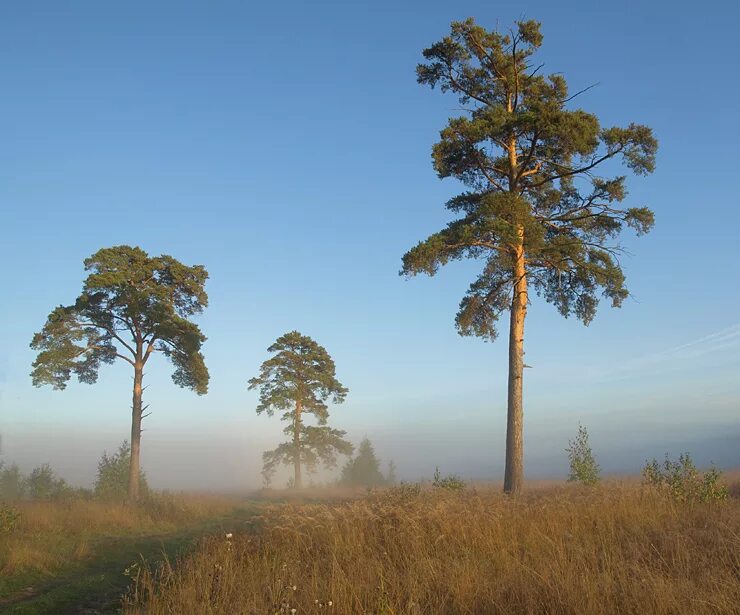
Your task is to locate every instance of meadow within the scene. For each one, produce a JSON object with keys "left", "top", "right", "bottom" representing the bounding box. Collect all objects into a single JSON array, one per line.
[
  {"left": 0, "top": 493, "right": 246, "bottom": 613},
  {"left": 122, "top": 479, "right": 740, "bottom": 615}
]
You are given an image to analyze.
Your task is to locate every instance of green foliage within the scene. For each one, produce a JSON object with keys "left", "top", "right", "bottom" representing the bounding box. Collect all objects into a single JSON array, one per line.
[
  {"left": 26, "top": 464, "right": 71, "bottom": 500},
  {"left": 95, "top": 441, "right": 148, "bottom": 501},
  {"left": 432, "top": 467, "right": 466, "bottom": 491},
  {"left": 249, "top": 331, "right": 347, "bottom": 420},
  {"left": 566, "top": 424, "right": 600, "bottom": 486},
  {"left": 250, "top": 331, "right": 352, "bottom": 485},
  {"left": 30, "top": 245, "right": 209, "bottom": 394},
  {"left": 0, "top": 503, "right": 21, "bottom": 533},
  {"left": 0, "top": 462, "right": 27, "bottom": 500},
  {"left": 642, "top": 453, "right": 729, "bottom": 503},
  {"left": 401, "top": 18, "right": 657, "bottom": 339},
  {"left": 341, "top": 438, "right": 386, "bottom": 487}
]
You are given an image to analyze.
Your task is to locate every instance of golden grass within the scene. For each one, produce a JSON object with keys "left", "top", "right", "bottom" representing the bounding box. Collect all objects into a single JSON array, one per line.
[
  {"left": 124, "top": 483, "right": 740, "bottom": 615},
  {"left": 0, "top": 494, "right": 239, "bottom": 575}
]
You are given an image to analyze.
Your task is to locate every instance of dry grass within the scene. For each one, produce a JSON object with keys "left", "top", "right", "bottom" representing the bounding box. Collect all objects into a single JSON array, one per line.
[
  {"left": 0, "top": 493, "right": 239, "bottom": 575},
  {"left": 124, "top": 483, "right": 740, "bottom": 615}
]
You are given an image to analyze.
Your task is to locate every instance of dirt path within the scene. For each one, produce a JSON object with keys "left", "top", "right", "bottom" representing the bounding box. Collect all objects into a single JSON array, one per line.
[{"left": 0, "top": 510, "right": 256, "bottom": 615}]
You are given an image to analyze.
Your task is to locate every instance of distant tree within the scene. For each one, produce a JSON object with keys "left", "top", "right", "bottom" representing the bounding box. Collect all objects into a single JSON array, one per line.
[
  {"left": 401, "top": 19, "right": 657, "bottom": 493},
  {"left": 95, "top": 440, "right": 149, "bottom": 501},
  {"left": 341, "top": 438, "right": 386, "bottom": 487},
  {"left": 26, "top": 464, "right": 69, "bottom": 500},
  {"left": 386, "top": 459, "right": 398, "bottom": 486},
  {"left": 566, "top": 424, "right": 600, "bottom": 485},
  {"left": 0, "top": 463, "right": 26, "bottom": 501},
  {"left": 30, "top": 246, "right": 209, "bottom": 501},
  {"left": 249, "top": 331, "right": 352, "bottom": 489}
]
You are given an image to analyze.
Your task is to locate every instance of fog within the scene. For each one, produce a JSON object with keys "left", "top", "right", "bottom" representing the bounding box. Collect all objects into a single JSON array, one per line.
[{"left": 2, "top": 399, "right": 737, "bottom": 491}]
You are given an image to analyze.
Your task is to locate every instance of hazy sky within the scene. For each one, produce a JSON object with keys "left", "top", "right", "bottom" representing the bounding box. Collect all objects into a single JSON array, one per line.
[{"left": 1, "top": 0, "right": 738, "bottom": 489}]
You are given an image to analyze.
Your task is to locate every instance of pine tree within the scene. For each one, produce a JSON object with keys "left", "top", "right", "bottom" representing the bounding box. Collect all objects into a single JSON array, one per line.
[
  {"left": 30, "top": 246, "right": 209, "bottom": 500},
  {"left": 386, "top": 459, "right": 398, "bottom": 486},
  {"left": 249, "top": 331, "right": 352, "bottom": 489},
  {"left": 401, "top": 19, "right": 657, "bottom": 493},
  {"left": 341, "top": 438, "right": 386, "bottom": 487}
]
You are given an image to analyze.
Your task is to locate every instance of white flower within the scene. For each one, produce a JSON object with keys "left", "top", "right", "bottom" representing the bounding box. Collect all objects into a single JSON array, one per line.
[{"left": 225, "top": 532, "right": 233, "bottom": 539}]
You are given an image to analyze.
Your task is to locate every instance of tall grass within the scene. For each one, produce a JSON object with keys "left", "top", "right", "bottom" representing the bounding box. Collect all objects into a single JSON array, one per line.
[
  {"left": 0, "top": 493, "right": 239, "bottom": 576},
  {"left": 125, "top": 483, "right": 740, "bottom": 614}
]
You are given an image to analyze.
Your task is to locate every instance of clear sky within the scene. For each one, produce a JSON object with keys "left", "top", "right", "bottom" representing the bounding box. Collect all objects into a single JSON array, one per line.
[{"left": 1, "top": 0, "right": 738, "bottom": 489}]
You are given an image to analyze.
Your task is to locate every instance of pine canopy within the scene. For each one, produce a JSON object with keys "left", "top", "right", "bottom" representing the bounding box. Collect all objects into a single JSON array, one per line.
[
  {"left": 30, "top": 245, "right": 209, "bottom": 393},
  {"left": 249, "top": 331, "right": 352, "bottom": 484},
  {"left": 401, "top": 18, "right": 657, "bottom": 340}
]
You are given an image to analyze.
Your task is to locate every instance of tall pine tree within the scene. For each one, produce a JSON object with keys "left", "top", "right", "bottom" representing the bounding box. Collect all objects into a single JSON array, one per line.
[
  {"left": 249, "top": 331, "right": 352, "bottom": 489},
  {"left": 30, "top": 246, "right": 209, "bottom": 500},
  {"left": 401, "top": 19, "right": 656, "bottom": 493}
]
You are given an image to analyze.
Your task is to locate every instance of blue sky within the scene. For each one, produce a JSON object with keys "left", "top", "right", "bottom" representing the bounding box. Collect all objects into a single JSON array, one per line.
[{"left": 1, "top": 0, "right": 738, "bottom": 488}]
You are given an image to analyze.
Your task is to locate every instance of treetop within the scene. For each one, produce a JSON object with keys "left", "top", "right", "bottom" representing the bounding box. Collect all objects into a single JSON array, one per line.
[{"left": 30, "top": 245, "right": 209, "bottom": 394}]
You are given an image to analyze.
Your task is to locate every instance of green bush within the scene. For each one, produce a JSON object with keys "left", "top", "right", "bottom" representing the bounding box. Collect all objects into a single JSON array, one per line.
[
  {"left": 566, "top": 424, "right": 600, "bottom": 486},
  {"left": 26, "top": 464, "right": 71, "bottom": 500},
  {"left": 95, "top": 440, "right": 148, "bottom": 501},
  {"left": 432, "top": 467, "right": 466, "bottom": 491},
  {"left": 642, "top": 453, "right": 728, "bottom": 503}
]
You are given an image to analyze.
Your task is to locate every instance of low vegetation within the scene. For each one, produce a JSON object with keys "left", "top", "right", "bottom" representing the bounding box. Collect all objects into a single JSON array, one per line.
[
  {"left": 124, "top": 480, "right": 739, "bottom": 615},
  {"left": 642, "top": 452, "right": 729, "bottom": 502},
  {"left": 0, "top": 493, "right": 239, "bottom": 578}
]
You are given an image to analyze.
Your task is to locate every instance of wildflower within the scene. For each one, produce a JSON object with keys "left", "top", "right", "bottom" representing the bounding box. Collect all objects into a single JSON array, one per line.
[
  {"left": 225, "top": 532, "right": 233, "bottom": 539},
  {"left": 292, "top": 585, "right": 297, "bottom": 591}
]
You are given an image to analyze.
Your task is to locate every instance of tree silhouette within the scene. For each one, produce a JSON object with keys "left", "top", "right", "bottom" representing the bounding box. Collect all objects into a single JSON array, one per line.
[{"left": 249, "top": 331, "right": 352, "bottom": 489}]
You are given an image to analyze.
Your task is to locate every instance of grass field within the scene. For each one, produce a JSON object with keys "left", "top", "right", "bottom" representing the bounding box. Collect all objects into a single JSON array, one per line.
[
  {"left": 0, "top": 494, "right": 250, "bottom": 614},
  {"left": 1, "top": 477, "right": 738, "bottom": 614},
  {"left": 123, "top": 480, "right": 740, "bottom": 615}
]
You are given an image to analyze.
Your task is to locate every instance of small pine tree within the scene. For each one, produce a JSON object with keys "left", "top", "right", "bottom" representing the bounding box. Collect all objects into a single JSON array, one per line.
[
  {"left": 386, "top": 460, "right": 398, "bottom": 486},
  {"left": 95, "top": 441, "right": 149, "bottom": 501},
  {"left": 341, "top": 438, "right": 386, "bottom": 487},
  {"left": 566, "top": 424, "right": 600, "bottom": 486}
]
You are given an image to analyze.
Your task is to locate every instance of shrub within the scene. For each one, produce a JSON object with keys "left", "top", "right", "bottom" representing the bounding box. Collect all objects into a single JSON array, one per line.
[
  {"left": 95, "top": 440, "right": 148, "bottom": 501},
  {"left": 432, "top": 467, "right": 466, "bottom": 491},
  {"left": 642, "top": 453, "right": 728, "bottom": 503},
  {"left": 26, "top": 464, "right": 71, "bottom": 500},
  {"left": 0, "top": 503, "right": 21, "bottom": 533},
  {"left": 566, "top": 424, "right": 600, "bottom": 486},
  {"left": 0, "top": 463, "right": 26, "bottom": 500}
]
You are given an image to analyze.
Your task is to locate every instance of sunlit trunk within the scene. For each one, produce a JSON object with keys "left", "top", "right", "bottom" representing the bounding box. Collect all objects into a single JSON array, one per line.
[
  {"left": 293, "top": 400, "right": 303, "bottom": 489},
  {"left": 128, "top": 362, "right": 143, "bottom": 501},
  {"left": 504, "top": 237, "right": 527, "bottom": 494}
]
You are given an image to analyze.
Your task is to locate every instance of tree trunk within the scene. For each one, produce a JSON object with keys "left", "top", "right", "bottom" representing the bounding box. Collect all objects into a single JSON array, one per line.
[
  {"left": 293, "top": 400, "right": 303, "bottom": 489},
  {"left": 128, "top": 362, "right": 143, "bottom": 501},
  {"left": 504, "top": 240, "right": 527, "bottom": 494}
]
